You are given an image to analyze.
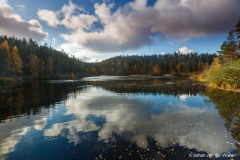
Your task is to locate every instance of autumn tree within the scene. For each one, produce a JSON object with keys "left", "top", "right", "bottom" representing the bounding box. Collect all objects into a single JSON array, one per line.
[
  {"left": 28, "top": 54, "right": 39, "bottom": 77},
  {"left": 10, "top": 46, "right": 23, "bottom": 75},
  {"left": 0, "top": 40, "right": 11, "bottom": 76},
  {"left": 91, "top": 66, "right": 96, "bottom": 74},
  {"left": 153, "top": 65, "right": 160, "bottom": 75},
  {"left": 133, "top": 64, "right": 137, "bottom": 74}
]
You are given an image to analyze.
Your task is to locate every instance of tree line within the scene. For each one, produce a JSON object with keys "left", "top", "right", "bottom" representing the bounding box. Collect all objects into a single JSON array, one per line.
[
  {"left": 0, "top": 35, "right": 217, "bottom": 79},
  {"left": 90, "top": 53, "right": 216, "bottom": 76}
]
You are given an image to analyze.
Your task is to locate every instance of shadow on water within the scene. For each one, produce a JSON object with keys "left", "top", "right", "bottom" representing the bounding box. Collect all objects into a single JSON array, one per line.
[{"left": 0, "top": 76, "right": 240, "bottom": 160}]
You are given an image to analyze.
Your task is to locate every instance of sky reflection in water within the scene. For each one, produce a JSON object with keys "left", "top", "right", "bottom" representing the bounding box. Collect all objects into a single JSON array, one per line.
[{"left": 0, "top": 77, "right": 239, "bottom": 160}]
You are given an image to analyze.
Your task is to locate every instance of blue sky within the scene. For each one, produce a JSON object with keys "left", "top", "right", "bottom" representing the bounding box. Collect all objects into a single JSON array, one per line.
[{"left": 1, "top": 0, "right": 240, "bottom": 61}]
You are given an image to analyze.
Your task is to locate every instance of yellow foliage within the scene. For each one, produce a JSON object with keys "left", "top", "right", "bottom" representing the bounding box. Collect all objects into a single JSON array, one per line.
[
  {"left": 153, "top": 65, "right": 159, "bottom": 75},
  {"left": 133, "top": 64, "right": 137, "bottom": 73},
  {"left": 0, "top": 40, "right": 11, "bottom": 75},
  {"left": 69, "top": 72, "right": 75, "bottom": 77},
  {"left": 124, "top": 61, "right": 127, "bottom": 68},
  {"left": 10, "top": 46, "right": 23, "bottom": 74},
  {"left": 212, "top": 58, "right": 221, "bottom": 69},
  {"left": 91, "top": 66, "right": 96, "bottom": 73},
  {"left": 1, "top": 40, "right": 10, "bottom": 53}
]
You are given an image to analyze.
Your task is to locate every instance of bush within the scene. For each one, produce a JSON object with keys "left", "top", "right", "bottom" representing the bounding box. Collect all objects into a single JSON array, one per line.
[{"left": 201, "top": 58, "right": 240, "bottom": 89}]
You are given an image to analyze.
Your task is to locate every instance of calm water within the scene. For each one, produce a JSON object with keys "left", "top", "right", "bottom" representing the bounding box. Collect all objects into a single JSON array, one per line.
[{"left": 0, "top": 76, "right": 240, "bottom": 160}]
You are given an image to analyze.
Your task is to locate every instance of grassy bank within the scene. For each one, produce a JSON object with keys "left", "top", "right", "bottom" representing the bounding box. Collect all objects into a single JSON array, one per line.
[
  {"left": 192, "top": 58, "right": 240, "bottom": 90},
  {"left": 0, "top": 77, "right": 23, "bottom": 84}
]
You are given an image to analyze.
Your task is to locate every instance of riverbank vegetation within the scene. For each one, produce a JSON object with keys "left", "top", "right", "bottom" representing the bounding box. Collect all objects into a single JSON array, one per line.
[{"left": 197, "top": 18, "right": 240, "bottom": 89}]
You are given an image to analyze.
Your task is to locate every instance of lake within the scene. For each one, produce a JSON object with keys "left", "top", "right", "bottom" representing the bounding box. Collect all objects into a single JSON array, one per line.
[{"left": 0, "top": 76, "right": 240, "bottom": 160}]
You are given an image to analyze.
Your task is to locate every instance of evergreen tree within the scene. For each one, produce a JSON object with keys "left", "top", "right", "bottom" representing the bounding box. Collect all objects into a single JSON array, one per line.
[
  {"left": 235, "top": 17, "right": 240, "bottom": 54},
  {"left": 218, "top": 30, "right": 238, "bottom": 63}
]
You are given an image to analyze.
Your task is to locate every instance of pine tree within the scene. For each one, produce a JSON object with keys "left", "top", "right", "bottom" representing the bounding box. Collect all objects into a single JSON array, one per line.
[
  {"left": 10, "top": 46, "right": 23, "bottom": 75},
  {"left": 235, "top": 17, "right": 240, "bottom": 54},
  {"left": 218, "top": 30, "right": 238, "bottom": 63}
]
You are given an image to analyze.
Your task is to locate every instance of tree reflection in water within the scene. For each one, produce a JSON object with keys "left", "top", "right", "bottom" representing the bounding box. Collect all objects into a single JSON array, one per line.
[{"left": 201, "top": 87, "right": 240, "bottom": 154}]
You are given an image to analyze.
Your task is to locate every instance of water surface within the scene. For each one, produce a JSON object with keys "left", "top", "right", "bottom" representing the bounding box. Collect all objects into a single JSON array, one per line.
[{"left": 0, "top": 76, "right": 240, "bottom": 160}]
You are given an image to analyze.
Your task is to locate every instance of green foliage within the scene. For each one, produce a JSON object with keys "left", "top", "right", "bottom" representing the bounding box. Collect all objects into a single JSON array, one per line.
[
  {"left": 202, "top": 59, "right": 240, "bottom": 88},
  {"left": 0, "top": 77, "right": 15, "bottom": 83},
  {"left": 0, "top": 77, "right": 22, "bottom": 84},
  {"left": 218, "top": 30, "right": 239, "bottom": 63}
]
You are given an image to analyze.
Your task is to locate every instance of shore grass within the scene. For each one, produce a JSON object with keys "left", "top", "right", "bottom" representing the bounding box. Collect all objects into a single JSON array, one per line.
[{"left": 0, "top": 77, "right": 23, "bottom": 84}]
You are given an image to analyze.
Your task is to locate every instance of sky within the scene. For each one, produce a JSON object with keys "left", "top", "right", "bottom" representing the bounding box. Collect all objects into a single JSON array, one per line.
[{"left": 1, "top": 0, "right": 240, "bottom": 62}]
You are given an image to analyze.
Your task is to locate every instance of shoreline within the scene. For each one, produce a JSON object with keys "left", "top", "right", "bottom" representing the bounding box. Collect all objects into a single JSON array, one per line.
[
  {"left": 192, "top": 78, "right": 240, "bottom": 92},
  {"left": 205, "top": 84, "right": 240, "bottom": 92}
]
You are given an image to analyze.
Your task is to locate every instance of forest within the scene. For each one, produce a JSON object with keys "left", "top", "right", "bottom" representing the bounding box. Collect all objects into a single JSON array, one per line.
[
  {"left": 0, "top": 35, "right": 216, "bottom": 81},
  {"left": 0, "top": 36, "right": 85, "bottom": 80}
]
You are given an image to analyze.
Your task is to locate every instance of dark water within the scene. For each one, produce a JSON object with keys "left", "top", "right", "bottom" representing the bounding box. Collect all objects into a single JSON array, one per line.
[{"left": 0, "top": 76, "right": 240, "bottom": 160}]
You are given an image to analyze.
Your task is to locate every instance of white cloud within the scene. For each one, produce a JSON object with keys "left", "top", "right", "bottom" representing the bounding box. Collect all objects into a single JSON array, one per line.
[
  {"left": 0, "top": 0, "right": 48, "bottom": 42},
  {"left": 38, "top": 0, "right": 240, "bottom": 58},
  {"left": 177, "top": 46, "right": 196, "bottom": 54},
  {"left": 16, "top": 5, "right": 25, "bottom": 11},
  {"left": 37, "top": 1, "right": 96, "bottom": 30},
  {"left": 37, "top": 10, "right": 59, "bottom": 27}
]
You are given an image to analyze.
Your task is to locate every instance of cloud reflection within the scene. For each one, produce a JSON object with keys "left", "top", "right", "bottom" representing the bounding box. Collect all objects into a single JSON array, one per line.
[
  {"left": 44, "top": 87, "right": 236, "bottom": 154},
  {"left": 0, "top": 109, "right": 50, "bottom": 156}
]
